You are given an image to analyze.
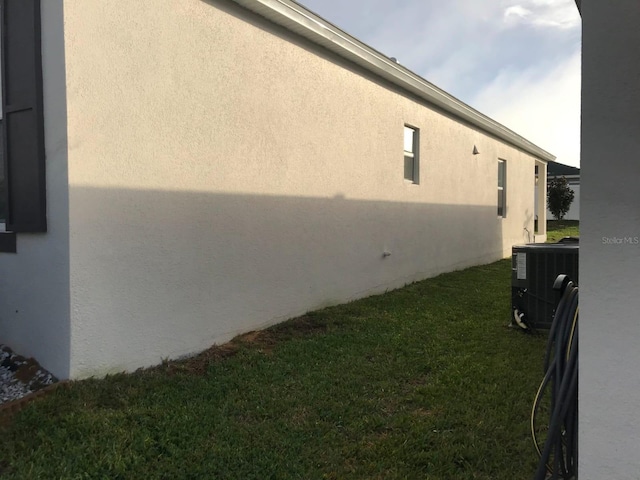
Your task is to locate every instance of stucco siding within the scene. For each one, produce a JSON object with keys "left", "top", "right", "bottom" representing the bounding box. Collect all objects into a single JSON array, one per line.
[
  {"left": 64, "top": 0, "right": 544, "bottom": 377},
  {"left": 563, "top": 180, "right": 580, "bottom": 221},
  {"left": 0, "top": 1, "right": 70, "bottom": 379}
]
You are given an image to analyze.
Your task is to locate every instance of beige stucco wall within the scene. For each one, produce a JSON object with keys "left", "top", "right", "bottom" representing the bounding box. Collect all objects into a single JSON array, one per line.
[
  {"left": 0, "top": 1, "right": 70, "bottom": 379},
  {"left": 63, "top": 0, "right": 544, "bottom": 378}
]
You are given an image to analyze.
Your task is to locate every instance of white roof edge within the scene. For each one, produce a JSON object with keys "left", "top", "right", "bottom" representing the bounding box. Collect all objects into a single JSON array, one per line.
[{"left": 229, "top": 0, "right": 556, "bottom": 162}]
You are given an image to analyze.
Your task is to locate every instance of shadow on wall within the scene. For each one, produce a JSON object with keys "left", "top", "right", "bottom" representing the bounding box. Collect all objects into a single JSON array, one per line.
[{"left": 67, "top": 187, "right": 509, "bottom": 376}]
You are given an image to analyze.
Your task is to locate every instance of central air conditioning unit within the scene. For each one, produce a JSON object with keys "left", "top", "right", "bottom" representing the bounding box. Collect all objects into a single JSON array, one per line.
[{"left": 511, "top": 241, "right": 579, "bottom": 330}]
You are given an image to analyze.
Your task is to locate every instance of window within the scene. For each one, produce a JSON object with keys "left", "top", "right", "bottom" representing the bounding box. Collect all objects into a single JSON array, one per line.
[
  {"left": 403, "top": 125, "right": 419, "bottom": 184},
  {"left": 0, "top": 0, "right": 47, "bottom": 244},
  {"left": 498, "top": 159, "right": 506, "bottom": 217}
]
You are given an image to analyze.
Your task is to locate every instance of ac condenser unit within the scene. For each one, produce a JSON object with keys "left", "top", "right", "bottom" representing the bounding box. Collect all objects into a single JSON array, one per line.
[{"left": 511, "top": 242, "right": 579, "bottom": 330}]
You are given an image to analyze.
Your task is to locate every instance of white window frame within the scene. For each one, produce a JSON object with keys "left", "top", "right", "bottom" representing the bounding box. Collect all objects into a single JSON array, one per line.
[
  {"left": 403, "top": 123, "right": 420, "bottom": 185},
  {"left": 404, "top": 125, "right": 419, "bottom": 184}
]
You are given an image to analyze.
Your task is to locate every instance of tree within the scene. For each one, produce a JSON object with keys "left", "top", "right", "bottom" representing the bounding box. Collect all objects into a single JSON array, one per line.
[{"left": 547, "top": 176, "right": 575, "bottom": 220}]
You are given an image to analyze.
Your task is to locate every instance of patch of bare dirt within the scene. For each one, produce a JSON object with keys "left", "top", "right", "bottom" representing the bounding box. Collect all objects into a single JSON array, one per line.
[{"left": 155, "top": 314, "right": 331, "bottom": 376}]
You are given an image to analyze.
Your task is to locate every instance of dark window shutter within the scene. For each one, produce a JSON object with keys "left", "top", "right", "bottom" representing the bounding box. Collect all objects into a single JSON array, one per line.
[{"left": 1, "top": 0, "right": 46, "bottom": 232}]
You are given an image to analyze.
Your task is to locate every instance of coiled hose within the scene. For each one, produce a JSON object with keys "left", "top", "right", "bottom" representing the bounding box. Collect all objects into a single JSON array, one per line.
[{"left": 532, "top": 274, "right": 578, "bottom": 480}]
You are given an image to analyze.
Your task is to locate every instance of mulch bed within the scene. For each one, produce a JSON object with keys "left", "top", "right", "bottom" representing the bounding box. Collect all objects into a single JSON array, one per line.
[{"left": 0, "top": 345, "right": 62, "bottom": 424}]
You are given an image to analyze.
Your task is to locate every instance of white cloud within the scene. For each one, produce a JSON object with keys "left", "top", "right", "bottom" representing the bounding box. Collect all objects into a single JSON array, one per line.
[
  {"left": 502, "top": 0, "right": 581, "bottom": 30},
  {"left": 472, "top": 50, "right": 581, "bottom": 166},
  {"left": 504, "top": 5, "right": 533, "bottom": 20}
]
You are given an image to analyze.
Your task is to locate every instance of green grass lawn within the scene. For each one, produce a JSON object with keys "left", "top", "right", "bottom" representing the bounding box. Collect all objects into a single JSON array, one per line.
[
  {"left": 0, "top": 260, "right": 548, "bottom": 479},
  {"left": 546, "top": 220, "right": 579, "bottom": 243}
]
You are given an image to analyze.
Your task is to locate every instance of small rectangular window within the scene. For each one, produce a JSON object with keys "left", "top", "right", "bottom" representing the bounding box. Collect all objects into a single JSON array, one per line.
[
  {"left": 498, "top": 159, "right": 506, "bottom": 217},
  {"left": 404, "top": 125, "right": 419, "bottom": 183}
]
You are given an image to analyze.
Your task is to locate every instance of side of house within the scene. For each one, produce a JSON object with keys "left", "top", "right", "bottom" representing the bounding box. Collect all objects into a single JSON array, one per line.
[{"left": 1, "top": 0, "right": 552, "bottom": 379}]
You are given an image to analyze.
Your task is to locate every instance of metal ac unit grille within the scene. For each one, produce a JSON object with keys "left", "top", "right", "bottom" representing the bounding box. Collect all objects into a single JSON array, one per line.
[{"left": 512, "top": 243, "right": 579, "bottom": 329}]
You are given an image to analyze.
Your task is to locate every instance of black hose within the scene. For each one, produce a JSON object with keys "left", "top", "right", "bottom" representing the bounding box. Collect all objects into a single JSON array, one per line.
[{"left": 532, "top": 276, "right": 578, "bottom": 480}]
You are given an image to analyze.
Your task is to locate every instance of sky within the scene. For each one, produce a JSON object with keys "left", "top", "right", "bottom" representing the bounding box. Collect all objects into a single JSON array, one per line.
[{"left": 297, "top": 0, "right": 582, "bottom": 167}]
